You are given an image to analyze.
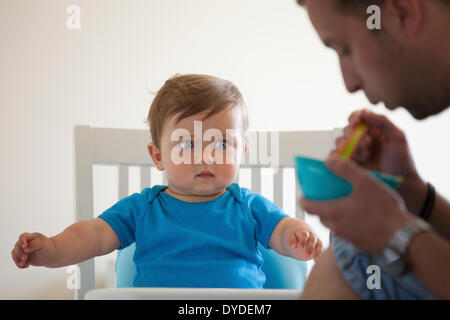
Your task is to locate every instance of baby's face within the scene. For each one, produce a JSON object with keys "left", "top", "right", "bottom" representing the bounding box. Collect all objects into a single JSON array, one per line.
[{"left": 154, "top": 107, "right": 246, "bottom": 197}]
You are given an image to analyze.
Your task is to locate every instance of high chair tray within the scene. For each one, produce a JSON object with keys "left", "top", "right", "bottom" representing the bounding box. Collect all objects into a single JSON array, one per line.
[{"left": 85, "top": 288, "right": 302, "bottom": 300}]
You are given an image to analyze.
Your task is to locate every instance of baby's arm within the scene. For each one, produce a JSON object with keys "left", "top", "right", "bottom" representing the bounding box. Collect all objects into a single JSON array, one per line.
[
  {"left": 12, "top": 218, "right": 120, "bottom": 268},
  {"left": 268, "top": 217, "right": 323, "bottom": 261}
]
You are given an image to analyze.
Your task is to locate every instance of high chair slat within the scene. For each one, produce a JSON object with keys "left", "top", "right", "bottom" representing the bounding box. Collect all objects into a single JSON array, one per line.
[
  {"left": 251, "top": 167, "right": 261, "bottom": 194},
  {"left": 140, "top": 166, "right": 151, "bottom": 189},
  {"left": 118, "top": 165, "right": 129, "bottom": 200},
  {"left": 73, "top": 126, "right": 95, "bottom": 300},
  {"left": 295, "top": 177, "right": 305, "bottom": 220},
  {"left": 273, "top": 168, "right": 283, "bottom": 209}
]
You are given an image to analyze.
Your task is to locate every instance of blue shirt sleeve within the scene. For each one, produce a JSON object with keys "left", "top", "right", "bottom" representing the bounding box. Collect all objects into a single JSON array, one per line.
[
  {"left": 243, "top": 189, "right": 290, "bottom": 249},
  {"left": 97, "top": 192, "right": 149, "bottom": 249}
]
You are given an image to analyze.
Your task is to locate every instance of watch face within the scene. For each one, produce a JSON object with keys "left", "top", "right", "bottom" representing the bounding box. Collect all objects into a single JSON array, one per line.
[
  {"left": 383, "top": 257, "right": 407, "bottom": 277},
  {"left": 390, "top": 230, "right": 410, "bottom": 255},
  {"left": 381, "top": 218, "right": 432, "bottom": 277},
  {"left": 383, "top": 247, "right": 401, "bottom": 264},
  {"left": 382, "top": 247, "right": 406, "bottom": 277}
]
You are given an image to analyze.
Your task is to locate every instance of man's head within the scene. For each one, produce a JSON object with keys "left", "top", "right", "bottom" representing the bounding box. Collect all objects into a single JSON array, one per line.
[{"left": 297, "top": 0, "right": 450, "bottom": 119}]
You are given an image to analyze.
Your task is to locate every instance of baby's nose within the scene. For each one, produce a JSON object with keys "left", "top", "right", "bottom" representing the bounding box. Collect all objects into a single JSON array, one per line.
[{"left": 202, "top": 147, "right": 216, "bottom": 164}]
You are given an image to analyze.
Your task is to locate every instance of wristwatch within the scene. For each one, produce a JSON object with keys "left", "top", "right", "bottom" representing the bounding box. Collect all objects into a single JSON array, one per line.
[{"left": 381, "top": 217, "right": 432, "bottom": 276}]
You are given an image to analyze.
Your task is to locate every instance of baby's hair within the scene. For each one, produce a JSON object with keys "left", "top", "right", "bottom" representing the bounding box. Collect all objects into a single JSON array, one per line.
[{"left": 146, "top": 74, "right": 248, "bottom": 149}]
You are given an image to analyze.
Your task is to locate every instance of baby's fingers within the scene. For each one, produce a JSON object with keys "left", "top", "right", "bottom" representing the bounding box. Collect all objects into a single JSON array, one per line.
[
  {"left": 313, "top": 239, "right": 323, "bottom": 261},
  {"left": 304, "top": 234, "right": 318, "bottom": 258},
  {"left": 289, "top": 229, "right": 308, "bottom": 249},
  {"left": 295, "top": 229, "right": 311, "bottom": 249},
  {"left": 19, "top": 232, "right": 40, "bottom": 250},
  {"left": 288, "top": 233, "right": 298, "bottom": 249},
  {"left": 11, "top": 244, "right": 28, "bottom": 268},
  {"left": 13, "top": 232, "right": 42, "bottom": 268}
]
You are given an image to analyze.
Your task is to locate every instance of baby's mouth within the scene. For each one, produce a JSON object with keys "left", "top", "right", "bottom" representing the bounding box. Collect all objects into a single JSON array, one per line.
[{"left": 196, "top": 171, "right": 215, "bottom": 178}]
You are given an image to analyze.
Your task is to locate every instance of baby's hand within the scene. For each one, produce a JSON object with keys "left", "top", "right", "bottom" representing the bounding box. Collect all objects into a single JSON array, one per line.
[
  {"left": 288, "top": 229, "right": 323, "bottom": 261},
  {"left": 11, "top": 232, "right": 55, "bottom": 268}
]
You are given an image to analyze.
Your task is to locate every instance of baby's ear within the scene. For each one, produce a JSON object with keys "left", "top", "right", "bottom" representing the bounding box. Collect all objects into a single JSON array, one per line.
[{"left": 147, "top": 143, "right": 164, "bottom": 171}]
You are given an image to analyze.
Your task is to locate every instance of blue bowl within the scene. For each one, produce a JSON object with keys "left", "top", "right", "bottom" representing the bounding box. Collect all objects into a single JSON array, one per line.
[{"left": 295, "top": 156, "right": 400, "bottom": 201}]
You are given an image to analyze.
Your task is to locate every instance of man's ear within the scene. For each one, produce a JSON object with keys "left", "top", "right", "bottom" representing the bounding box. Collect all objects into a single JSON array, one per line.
[
  {"left": 385, "top": 0, "right": 424, "bottom": 37},
  {"left": 147, "top": 142, "right": 164, "bottom": 171}
]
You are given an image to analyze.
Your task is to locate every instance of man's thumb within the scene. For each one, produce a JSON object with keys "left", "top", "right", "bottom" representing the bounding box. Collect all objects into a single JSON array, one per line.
[{"left": 360, "top": 110, "right": 405, "bottom": 142}]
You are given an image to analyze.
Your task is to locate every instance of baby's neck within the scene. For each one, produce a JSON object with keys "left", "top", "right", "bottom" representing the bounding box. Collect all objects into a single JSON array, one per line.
[{"left": 164, "top": 186, "right": 227, "bottom": 203}]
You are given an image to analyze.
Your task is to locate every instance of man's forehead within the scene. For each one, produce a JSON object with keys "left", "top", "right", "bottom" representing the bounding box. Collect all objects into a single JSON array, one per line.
[
  {"left": 306, "top": 0, "right": 359, "bottom": 47},
  {"left": 307, "top": 2, "right": 339, "bottom": 33}
]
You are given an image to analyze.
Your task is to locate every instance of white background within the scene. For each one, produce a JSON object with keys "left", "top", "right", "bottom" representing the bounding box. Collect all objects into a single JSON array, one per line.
[{"left": 1, "top": 0, "right": 449, "bottom": 299}]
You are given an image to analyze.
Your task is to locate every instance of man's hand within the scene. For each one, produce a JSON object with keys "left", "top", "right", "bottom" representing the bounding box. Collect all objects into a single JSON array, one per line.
[
  {"left": 299, "top": 156, "right": 415, "bottom": 253},
  {"left": 12, "top": 232, "right": 55, "bottom": 268},
  {"left": 333, "top": 109, "right": 428, "bottom": 216},
  {"left": 288, "top": 228, "right": 323, "bottom": 261}
]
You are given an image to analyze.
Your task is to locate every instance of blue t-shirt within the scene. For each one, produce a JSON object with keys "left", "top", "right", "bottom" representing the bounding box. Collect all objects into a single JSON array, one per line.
[{"left": 98, "top": 182, "right": 289, "bottom": 288}]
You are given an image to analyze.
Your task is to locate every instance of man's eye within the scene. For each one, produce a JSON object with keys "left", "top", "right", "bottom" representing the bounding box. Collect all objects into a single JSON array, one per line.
[{"left": 179, "top": 140, "right": 193, "bottom": 150}]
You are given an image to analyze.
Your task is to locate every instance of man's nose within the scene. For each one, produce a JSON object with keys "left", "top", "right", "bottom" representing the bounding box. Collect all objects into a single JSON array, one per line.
[{"left": 339, "top": 58, "right": 362, "bottom": 93}]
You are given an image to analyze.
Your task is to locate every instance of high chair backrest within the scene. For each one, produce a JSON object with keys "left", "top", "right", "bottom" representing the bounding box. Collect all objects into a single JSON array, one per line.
[{"left": 74, "top": 126, "right": 340, "bottom": 299}]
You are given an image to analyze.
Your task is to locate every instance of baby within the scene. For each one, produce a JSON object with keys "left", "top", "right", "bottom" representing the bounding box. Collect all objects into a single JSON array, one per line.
[{"left": 12, "top": 74, "right": 323, "bottom": 288}]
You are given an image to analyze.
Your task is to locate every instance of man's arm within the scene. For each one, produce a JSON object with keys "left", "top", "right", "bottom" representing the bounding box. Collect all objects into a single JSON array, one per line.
[
  {"left": 428, "top": 192, "right": 450, "bottom": 241},
  {"left": 399, "top": 177, "right": 450, "bottom": 241},
  {"left": 406, "top": 230, "right": 450, "bottom": 299},
  {"left": 301, "top": 247, "right": 360, "bottom": 299}
]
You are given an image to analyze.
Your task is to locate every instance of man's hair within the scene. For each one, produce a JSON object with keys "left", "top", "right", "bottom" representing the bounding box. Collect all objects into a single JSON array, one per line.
[
  {"left": 147, "top": 74, "right": 248, "bottom": 149},
  {"left": 296, "top": 0, "right": 449, "bottom": 12}
]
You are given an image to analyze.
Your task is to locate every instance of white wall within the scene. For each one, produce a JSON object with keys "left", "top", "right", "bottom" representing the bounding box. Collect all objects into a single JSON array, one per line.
[{"left": 1, "top": 0, "right": 449, "bottom": 299}]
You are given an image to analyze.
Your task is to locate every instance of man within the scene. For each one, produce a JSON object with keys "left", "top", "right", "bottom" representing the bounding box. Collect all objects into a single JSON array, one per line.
[{"left": 296, "top": 0, "right": 450, "bottom": 299}]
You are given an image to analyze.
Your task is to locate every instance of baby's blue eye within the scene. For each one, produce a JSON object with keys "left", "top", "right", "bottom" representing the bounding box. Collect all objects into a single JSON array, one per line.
[
  {"left": 179, "top": 140, "right": 193, "bottom": 150},
  {"left": 215, "top": 140, "right": 227, "bottom": 149}
]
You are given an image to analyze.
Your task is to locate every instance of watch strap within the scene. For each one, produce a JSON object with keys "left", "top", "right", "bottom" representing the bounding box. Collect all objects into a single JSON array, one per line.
[
  {"left": 382, "top": 217, "right": 432, "bottom": 276},
  {"left": 419, "top": 183, "right": 435, "bottom": 221}
]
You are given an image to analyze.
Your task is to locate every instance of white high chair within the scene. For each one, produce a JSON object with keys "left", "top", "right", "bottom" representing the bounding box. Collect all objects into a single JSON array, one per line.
[{"left": 74, "top": 126, "right": 340, "bottom": 300}]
